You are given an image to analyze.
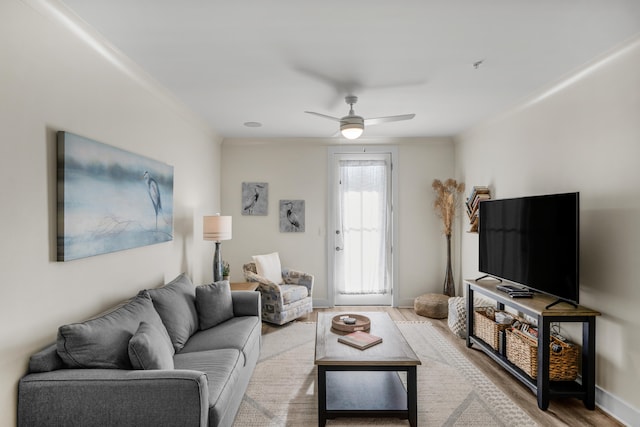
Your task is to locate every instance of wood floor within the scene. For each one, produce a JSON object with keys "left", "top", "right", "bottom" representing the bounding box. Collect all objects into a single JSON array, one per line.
[{"left": 262, "top": 307, "right": 622, "bottom": 427}]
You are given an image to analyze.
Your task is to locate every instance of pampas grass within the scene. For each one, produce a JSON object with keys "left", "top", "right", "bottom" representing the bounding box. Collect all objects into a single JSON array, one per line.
[{"left": 432, "top": 178, "right": 465, "bottom": 236}]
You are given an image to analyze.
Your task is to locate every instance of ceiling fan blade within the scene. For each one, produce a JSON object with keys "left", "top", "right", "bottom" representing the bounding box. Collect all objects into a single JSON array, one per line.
[
  {"left": 305, "top": 111, "right": 341, "bottom": 122},
  {"left": 364, "top": 113, "right": 415, "bottom": 126}
]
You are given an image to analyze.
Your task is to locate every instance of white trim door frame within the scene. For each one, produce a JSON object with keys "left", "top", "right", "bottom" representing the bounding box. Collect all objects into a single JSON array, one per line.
[{"left": 327, "top": 145, "right": 398, "bottom": 307}]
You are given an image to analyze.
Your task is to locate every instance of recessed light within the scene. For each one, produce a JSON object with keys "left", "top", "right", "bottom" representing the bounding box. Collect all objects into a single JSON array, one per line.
[{"left": 243, "top": 121, "right": 262, "bottom": 128}]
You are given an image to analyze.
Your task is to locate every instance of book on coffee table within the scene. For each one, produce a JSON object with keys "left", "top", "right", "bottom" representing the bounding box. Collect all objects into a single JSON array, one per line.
[{"left": 337, "top": 330, "right": 383, "bottom": 350}]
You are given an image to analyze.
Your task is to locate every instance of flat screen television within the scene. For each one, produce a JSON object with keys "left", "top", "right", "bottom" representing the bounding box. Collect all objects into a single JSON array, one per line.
[{"left": 478, "top": 192, "right": 579, "bottom": 305}]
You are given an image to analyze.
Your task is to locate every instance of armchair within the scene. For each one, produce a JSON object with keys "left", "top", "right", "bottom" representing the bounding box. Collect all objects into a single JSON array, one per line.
[{"left": 243, "top": 262, "right": 314, "bottom": 325}]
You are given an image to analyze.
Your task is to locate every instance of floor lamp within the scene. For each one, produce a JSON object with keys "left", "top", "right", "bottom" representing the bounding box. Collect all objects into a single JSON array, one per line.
[{"left": 203, "top": 214, "right": 232, "bottom": 282}]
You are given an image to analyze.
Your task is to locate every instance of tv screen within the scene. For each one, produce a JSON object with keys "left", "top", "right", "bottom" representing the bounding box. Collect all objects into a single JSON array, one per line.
[{"left": 478, "top": 192, "right": 579, "bottom": 304}]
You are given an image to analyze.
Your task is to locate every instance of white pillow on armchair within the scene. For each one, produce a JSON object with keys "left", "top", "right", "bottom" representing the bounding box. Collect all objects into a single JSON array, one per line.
[{"left": 252, "top": 252, "right": 284, "bottom": 285}]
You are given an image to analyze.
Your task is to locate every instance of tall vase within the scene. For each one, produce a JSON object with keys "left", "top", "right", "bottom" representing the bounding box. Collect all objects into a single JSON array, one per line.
[
  {"left": 443, "top": 234, "right": 455, "bottom": 297},
  {"left": 213, "top": 241, "right": 223, "bottom": 282}
]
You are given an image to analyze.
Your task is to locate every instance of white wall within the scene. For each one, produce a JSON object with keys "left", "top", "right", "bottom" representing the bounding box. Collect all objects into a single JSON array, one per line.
[
  {"left": 455, "top": 38, "right": 640, "bottom": 423},
  {"left": 220, "top": 138, "right": 456, "bottom": 307},
  {"left": 0, "top": 1, "right": 221, "bottom": 424}
]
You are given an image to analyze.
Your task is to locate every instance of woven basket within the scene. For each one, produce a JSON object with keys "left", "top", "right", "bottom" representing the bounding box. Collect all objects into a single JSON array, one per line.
[
  {"left": 506, "top": 328, "right": 579, "bottom": 381},
  {"left": 473, "top": 307, "right": 512, "bottom": 351}
]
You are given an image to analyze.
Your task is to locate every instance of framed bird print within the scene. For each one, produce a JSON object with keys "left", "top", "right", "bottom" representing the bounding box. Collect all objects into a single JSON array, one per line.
[
  {"left": 279, "top": 200, "right": 305, "bottom": 232},
  {"left": 241, "top": 182, "right": 268, "bottom": 215},
  {"left": 57, "top": 131, "right": 174, "bottom": 261}
]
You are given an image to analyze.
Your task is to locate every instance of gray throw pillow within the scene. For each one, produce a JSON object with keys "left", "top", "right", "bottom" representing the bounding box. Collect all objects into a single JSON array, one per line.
[
  {"left": 147, "top": 273, "right": 199, "bottom": 352},
  {"left": 57, "top": 291, "right": 165, "bottom": 369},
  {"left": 128, "top": 321, "right": 175, "bottom": 370},
  {"left": 196, "top": 280, "right": 234, "bottom": 330}
]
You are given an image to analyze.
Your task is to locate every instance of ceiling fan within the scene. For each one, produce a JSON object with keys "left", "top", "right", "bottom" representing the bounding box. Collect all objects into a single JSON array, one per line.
[{"left": 305, "top": 95, "right": 415, "bottom": 140}]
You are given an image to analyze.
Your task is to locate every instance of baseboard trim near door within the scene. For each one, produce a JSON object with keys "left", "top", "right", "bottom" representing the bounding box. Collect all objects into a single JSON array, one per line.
[
  {"left": 398, "top": 298, "right": 417, "bottom": 308},
  {"left": 312, "top": 298, "right": 331, "bottom": 308},
  {"left": 312, "top": 298, "right": 419, "bottom": 308}
]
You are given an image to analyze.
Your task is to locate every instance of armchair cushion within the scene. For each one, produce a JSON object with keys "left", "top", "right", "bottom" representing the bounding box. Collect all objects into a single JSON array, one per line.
[
  {"left": 195, "top": 280, "right": 234, "bottom": 330},
  {"left": 252, "top": 252, "right": 283, "bottom": 284},
  {"left": 280, "top": 285, "right": 308, "bottom": 304}
]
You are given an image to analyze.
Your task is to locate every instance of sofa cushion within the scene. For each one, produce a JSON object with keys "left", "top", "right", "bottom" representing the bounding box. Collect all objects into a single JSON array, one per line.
[
  {"left": 252, "top": 252, "right": 283, "bottom": 284},
  {"left": 128, "top": 321, "right": 175, "bottom": 370},
  {"left": 195, "top": 281, "right": 234, "bottom": 330},
  {"left": 173, "top": 348, "right": 242, "bottom": 427},
  {"left": 179, "top": 316, "right": 261, "bottom": 363},
  {"left": 147, "top": 273, "right": 199, "bottom": 352},
  {"left": 57, "top": 291, "right": 165, "bottom": 369}
]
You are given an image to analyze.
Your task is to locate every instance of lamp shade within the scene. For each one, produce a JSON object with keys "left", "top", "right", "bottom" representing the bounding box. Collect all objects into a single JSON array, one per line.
[{"left": 203, "top": 215, "right": 232, "bottom": 241}]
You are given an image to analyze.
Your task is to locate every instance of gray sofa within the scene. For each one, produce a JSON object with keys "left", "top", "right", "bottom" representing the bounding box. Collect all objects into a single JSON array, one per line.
[{"left": 18, "top": 274, "right": 261, "bottom": 427}]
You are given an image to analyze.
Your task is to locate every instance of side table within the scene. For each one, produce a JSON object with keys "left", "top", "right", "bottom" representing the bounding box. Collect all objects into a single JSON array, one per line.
[{"left": 230, "top": 282, "right": 259, "bottom": 291}]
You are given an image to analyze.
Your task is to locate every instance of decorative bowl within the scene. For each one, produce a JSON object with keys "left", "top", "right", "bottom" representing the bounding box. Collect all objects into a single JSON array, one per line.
[{"left": 331, "top": 314, "right": 371, "bottom": 332}]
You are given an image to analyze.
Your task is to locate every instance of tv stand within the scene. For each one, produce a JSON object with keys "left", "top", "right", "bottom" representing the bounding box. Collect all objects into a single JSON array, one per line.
[{"left": 465, "top": 279, "right": 600, "bottom": 411}]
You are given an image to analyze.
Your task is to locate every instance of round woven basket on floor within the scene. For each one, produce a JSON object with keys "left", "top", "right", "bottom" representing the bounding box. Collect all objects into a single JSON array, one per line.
[{"left": 414, "top": 293, "right": 449, "bottom": 319}]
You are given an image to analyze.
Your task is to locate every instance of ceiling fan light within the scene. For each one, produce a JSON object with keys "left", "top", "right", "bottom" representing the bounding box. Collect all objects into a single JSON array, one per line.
[{"left": 340, "top": 122, "right": 364, "bottom": 139}]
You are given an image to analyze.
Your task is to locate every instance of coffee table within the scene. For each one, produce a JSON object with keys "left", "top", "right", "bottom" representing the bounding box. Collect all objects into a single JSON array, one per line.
[{"left": 314, "top": 312, "right": 421, "bottom": 426}]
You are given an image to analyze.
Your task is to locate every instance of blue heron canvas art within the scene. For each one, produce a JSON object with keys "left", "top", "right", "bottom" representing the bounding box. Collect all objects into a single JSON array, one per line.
[{"left": 57, "top": 132, "right": 174, "bottom": 261}]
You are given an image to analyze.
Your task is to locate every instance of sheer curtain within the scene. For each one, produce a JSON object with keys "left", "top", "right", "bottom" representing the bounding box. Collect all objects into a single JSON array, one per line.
[{"left": 336, "top": 159, "right": 391, "bottom": 295}]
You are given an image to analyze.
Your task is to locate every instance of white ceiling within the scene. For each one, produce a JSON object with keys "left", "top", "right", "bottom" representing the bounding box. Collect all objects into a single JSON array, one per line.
[{"left": 60, "top": 0, "right": 640, "bottom": 139}]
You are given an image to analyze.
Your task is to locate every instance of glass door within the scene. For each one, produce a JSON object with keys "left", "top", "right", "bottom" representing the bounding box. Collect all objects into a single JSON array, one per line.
[{"left": 328, "top": 147, "right": 396, "bottom": 306}]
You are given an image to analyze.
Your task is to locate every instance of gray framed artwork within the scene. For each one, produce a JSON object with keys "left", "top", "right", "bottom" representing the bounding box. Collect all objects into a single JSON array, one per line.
[
  {"left": 242, "top": 182, "right": 268, "bottom": 215},
  {"left": 57, "top": 131, "right": 174, "bottom": 261},
  {"left": 279, "top": 200, "right": 305, "bottom": 232}
]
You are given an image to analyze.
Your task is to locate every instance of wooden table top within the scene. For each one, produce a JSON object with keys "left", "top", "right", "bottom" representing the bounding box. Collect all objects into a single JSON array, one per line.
[
  {"left": 230, "top": 282, "right": 259, "bottom": 291},
  {"left": 466, "top": 279, "right": 601, "bottom": 317},
  {"left": 314, "top": 312, "right": 421, "bottom": 366}
]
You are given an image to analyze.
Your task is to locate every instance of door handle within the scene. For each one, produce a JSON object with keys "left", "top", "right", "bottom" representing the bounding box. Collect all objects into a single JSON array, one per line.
[{"left": 335, "top": 247, "right": 343, "bottom": 251}]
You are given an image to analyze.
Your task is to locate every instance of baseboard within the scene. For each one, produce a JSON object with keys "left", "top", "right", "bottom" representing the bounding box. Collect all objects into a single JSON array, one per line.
[
  {"left": 596, "top": 385, "right": 640, "bottom": 426},
  {"left": 312, "top": 298, "right": 331, "bottom": 308},
  {"left": 313, "top": 298, "right": 416, "bottom": 308},
  {"left": 397, "top": 298, "right": 416, "bottom": 308}
]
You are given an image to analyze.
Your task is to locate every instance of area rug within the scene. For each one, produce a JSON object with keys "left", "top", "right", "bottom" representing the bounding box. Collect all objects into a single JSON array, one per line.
[{"left": 234, "top": 321, "right": 537, "bottom": 426}]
